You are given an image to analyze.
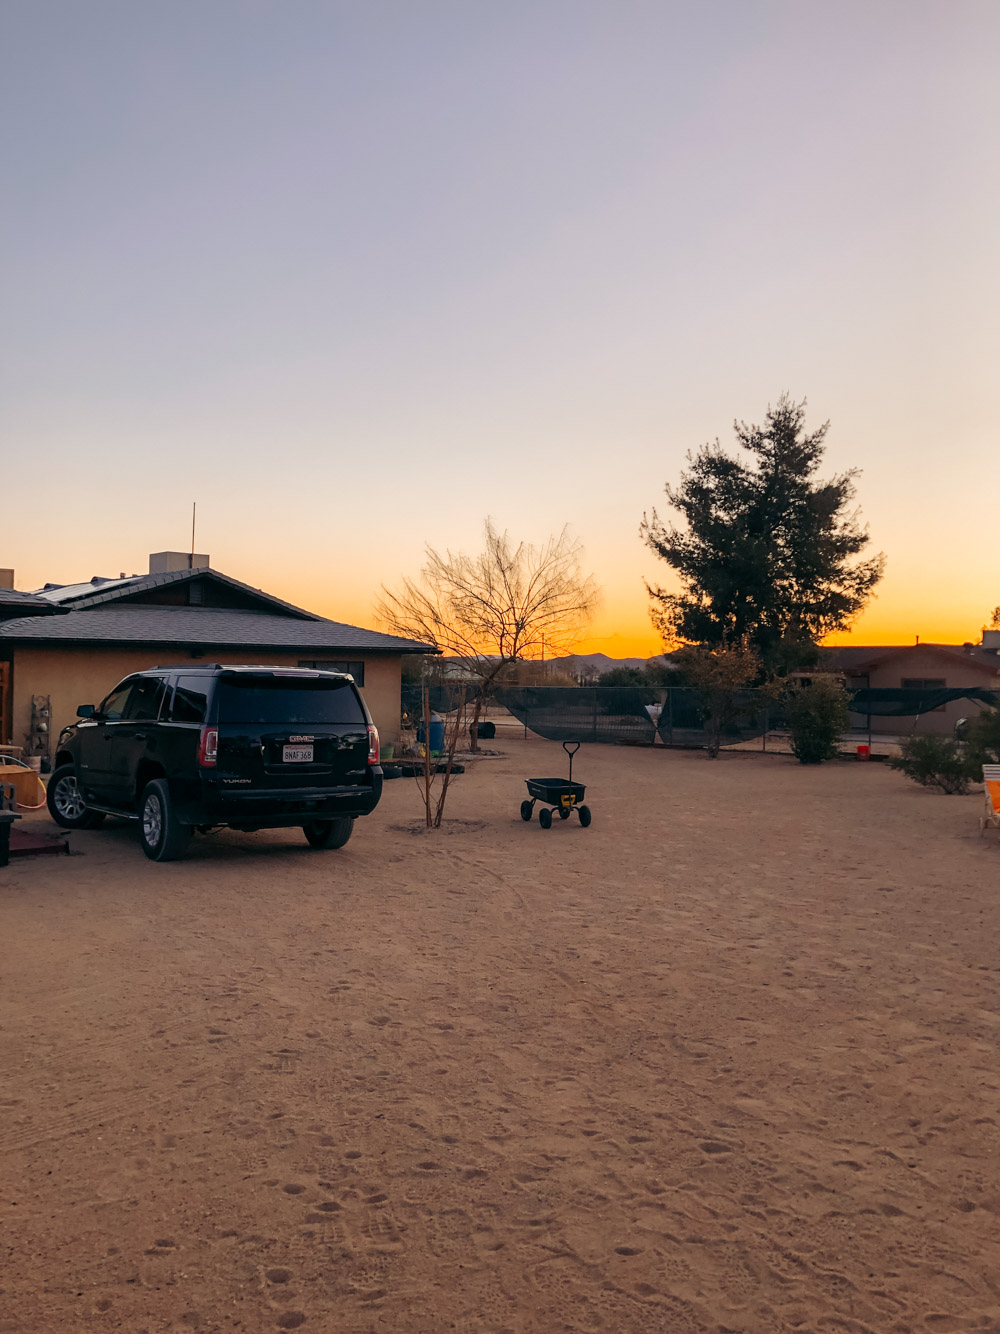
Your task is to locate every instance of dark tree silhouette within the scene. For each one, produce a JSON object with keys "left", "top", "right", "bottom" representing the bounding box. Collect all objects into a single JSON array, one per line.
[{"left": 641, "top": 396, "right": 884, "bottom": 673}]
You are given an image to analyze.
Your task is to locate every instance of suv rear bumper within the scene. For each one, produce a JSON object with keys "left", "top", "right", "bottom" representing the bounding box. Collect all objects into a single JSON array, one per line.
[{"left": 175, "top": 770, "right": 383, "bottom": 828}]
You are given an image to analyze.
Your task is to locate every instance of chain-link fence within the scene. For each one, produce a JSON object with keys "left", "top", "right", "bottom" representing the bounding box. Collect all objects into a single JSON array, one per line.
[
  {"left": 486, "top": 685, "right": 999, "bottom": 753},
  {"left": 398, "top": 682, "right": 998, "bottom": 754},
  {"left": 494, "top": 686, "right": 780, "bottom": 747}
]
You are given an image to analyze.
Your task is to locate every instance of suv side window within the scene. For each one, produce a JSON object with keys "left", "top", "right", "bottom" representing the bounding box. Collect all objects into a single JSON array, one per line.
[
  {"left": 99, "top": 680, "right": 136, "bottom": 722},
  {"left": 169, "top": 676, "right": 210, "bottom": 724},
  {"left": 124, "top": 676, "right": 167, "bottom": 722}
]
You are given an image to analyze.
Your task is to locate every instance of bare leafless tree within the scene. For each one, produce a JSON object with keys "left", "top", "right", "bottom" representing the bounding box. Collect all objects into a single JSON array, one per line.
[{"left": 377, "top": 520, "right": 599, "bottom": 822}]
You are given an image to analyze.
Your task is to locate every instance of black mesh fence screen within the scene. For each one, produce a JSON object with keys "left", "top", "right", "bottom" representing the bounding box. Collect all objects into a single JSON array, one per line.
[
  {"left": 494, "top": 686, "right": 659, "bottom": 744},
  {"left": 401, "top": 683, "right": 480, "bottom": 729},
  {"left": 483, "top": 685, "right": 999, "bottom": 748},
  {"left": 847, "top": 687, "right": 999, "bottom": 716}
]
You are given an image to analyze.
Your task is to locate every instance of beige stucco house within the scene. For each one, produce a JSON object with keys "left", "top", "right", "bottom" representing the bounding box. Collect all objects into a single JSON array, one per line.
[
  {"left": 0, "top": 554, "right": 431, "bottom": 764},
  {"left": 818, "top": 641, "right": 1000, "bottom": 734}
]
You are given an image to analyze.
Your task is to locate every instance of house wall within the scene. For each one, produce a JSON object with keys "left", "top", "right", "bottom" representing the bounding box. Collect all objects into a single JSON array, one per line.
[
  {"left": 846, "top": 645, "right": 999, "bottom": 735},
  {"left": 7, "top": 646, "right": 403, "bottom": 760}
]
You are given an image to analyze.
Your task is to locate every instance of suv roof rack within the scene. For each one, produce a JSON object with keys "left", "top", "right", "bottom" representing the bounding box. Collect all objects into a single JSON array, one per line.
[{"left": 151, "top": 663, "right": 224, "bottom": 670}]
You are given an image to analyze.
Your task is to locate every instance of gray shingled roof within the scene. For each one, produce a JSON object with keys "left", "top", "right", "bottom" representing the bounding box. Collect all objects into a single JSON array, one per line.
[
  {"left": 0, "top": 588, "right": 64, "bottom": 614},
  {"left": 818, "top": 643, "right": 1000, "bottom": 674},
  {"left": 0, "top": 606, "right": 432, "bottom": 653},
  {"left": 37, "top": 566, "right": 320, "bottom": 619}
]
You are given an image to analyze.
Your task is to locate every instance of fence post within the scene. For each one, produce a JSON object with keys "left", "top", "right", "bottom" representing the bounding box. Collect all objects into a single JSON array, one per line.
[
  {"left": 667, "top": 688, "right": 673, "bottom": 747},
  {"left": 762, "top": 701, "right": 768, "bottom": 752}
]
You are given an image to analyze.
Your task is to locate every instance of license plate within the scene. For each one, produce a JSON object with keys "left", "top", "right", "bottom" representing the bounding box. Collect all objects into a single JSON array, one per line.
[{"left": 282, "top": 745, "right": 314, "bottom": 763}]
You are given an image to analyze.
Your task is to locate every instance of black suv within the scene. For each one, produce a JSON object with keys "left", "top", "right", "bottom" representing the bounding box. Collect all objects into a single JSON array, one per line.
[{"left": 48, "top": 665, "right": 382, "bottom": 861}]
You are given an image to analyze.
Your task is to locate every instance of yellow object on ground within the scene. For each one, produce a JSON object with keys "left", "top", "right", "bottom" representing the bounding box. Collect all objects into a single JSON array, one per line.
[{"left": 0, "top": 764, "right": 45, "bottom": 810}]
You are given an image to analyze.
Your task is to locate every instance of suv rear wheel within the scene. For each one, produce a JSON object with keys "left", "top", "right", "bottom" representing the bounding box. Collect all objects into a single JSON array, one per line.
[
  {"left": 140, "top": 778, "right": 191, "bottom": 862},
  {"left": 303, "top": 817, "right": 354, "bottom": 850},
  {"left": 47, "top": 765, "right": 106, "bottom": 830}
]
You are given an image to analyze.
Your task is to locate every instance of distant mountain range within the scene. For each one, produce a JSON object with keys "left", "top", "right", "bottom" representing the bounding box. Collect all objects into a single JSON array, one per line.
[{"left": 548, "top": 652, "right": 671, "bottom": 675}]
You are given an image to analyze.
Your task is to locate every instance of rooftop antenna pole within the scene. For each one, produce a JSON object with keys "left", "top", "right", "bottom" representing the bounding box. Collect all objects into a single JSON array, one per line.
[{"left": 190, "top": 502, "right": 196, "bottom": 569}]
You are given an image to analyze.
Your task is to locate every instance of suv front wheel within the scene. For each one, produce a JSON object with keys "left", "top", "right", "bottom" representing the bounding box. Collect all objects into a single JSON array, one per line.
[
  {"left": 303, "top": 817, "right": 354, "bottom": 850},
  {"left": 140, "top": 778, "right": 191, "bottom": 862},
  {"left": 47, "top": 765, "right": 106, "bottom": 830}
]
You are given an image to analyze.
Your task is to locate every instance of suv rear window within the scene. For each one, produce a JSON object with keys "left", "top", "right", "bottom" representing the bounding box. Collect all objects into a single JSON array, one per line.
[{"left": 217, "top": 676, "right": 366, "bottom": 726}]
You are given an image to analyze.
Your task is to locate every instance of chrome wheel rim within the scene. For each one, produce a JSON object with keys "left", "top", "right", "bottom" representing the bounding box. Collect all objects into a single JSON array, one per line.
[
  {"left": 54, "top": 774, "right": 86, "bottom": 821},
  {"left": 143, "top": 793, "right": 163, "bottom": 847}
]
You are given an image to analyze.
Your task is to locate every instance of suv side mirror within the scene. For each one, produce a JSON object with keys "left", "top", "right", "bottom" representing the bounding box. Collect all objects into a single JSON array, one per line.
[{"left": 77, "top": 704, "right": 95, "bottom": 718}]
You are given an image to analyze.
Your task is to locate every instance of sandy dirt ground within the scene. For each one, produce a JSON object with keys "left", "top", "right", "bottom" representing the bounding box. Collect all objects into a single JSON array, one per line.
[{"left": 2, "top": 738, "right": 999, "bottom": 1334}]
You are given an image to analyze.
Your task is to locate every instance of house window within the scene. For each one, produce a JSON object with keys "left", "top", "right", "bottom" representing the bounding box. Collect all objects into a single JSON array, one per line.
[
  {"left": 298, "top": 660, "right": 365, "bottom": 687},
  {"left": 901, "top": 678, "right": 947, "bottom": 712}
]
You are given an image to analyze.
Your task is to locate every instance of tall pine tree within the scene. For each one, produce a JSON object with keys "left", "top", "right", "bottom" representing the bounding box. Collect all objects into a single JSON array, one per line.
[{"left": 641, "top": 396, "right": 884, "bottom": 674}]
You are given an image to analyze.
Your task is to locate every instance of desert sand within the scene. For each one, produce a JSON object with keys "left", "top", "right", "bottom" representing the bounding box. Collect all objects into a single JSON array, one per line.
[{"left": 1, "top": 736, "right": 998, "bottom": 1334}]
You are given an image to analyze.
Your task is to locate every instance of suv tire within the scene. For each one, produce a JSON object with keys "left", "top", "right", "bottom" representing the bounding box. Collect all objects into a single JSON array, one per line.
[
  {"left": 303, "top": 817, "right": 354, "bottom": 850},
  {"left": 46, "top": 765, "right": 106, "bottom": 830},
  {"left": 140, "top": 778, "right": 191, "bottom": 862}
]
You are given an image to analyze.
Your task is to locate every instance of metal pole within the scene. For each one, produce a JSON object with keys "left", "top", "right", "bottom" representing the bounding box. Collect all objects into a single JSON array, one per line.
[{"left": 422, "top": 682, "right": 432, "bottom": 827}]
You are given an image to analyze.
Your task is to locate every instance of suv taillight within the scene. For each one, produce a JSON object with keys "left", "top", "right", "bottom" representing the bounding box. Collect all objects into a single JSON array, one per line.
[
  {"left": 367, "top": 724, "right": 379, "bottom": 766},
  {"left": 198, "top": 726, "right": 218, "bottom": 767}
]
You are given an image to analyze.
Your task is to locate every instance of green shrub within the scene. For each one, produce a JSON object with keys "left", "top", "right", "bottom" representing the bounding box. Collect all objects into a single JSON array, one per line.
[
  {"left": 786, "top": 676, "right": 851, "bottom": 764},
  {"left": 963, "top": 708, "right": 1000, "bottom": 771},
  {"left": 887, "top": 735, "right": 976, "bottom": 794}
]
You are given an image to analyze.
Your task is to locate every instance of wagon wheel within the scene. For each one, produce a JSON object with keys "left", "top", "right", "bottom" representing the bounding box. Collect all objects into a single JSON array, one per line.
[
  {"left": 578, "top": 805, "right": 592, "bottom": 827},
  {"left": 520, "top": 800, "right": 534, "bottom": 822},
  {"left": 558, "top": 806, "right": 570, "bottom": 819},
  {"left": 538, "top": 807, "right": 552, "bottom": 829}
]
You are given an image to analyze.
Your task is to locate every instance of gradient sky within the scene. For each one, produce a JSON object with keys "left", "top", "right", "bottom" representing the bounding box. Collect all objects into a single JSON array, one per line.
[{"left": 3, "top": 1, "right": 997, "bottom": 657}]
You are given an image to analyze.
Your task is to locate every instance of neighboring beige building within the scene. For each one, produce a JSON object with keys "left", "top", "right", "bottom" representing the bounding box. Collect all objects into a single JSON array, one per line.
[
  {"left": 818, "top": 641, "right": 1000, "bottom": 734},
  {"left": 0, "top": 554, "right": 431, "bottom": 763}
]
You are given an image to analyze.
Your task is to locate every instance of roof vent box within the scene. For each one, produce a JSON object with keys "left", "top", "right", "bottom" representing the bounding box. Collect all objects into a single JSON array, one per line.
[{"left": 149, "top": 551, "right": 211, "bottom": 574}]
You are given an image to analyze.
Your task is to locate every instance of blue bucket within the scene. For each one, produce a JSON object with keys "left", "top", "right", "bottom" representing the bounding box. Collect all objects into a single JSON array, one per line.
[{"left": 418, "top": 712, "right": 445, "bottom": 756}]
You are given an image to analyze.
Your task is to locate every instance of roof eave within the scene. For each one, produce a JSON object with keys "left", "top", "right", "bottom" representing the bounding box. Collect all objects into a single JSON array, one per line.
[{"left": 0, "top": 629, "right": 435, "bottom": 654}]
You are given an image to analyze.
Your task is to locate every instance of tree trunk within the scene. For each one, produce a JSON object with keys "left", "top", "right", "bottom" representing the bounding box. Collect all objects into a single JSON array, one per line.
[{"left": 467, "top": 692, "right": 484, "bottom": 753}]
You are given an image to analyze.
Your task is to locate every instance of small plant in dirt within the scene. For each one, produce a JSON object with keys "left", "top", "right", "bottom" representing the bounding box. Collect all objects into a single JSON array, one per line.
[
  {"left": 670, "top": 641, "right": 775, "bottom": 758},
  {"left": 786, "top": 675, "right": 851, "bottom": 764},
  {"left": 888, "top": 735, "right": 975, "bottom": 795}
]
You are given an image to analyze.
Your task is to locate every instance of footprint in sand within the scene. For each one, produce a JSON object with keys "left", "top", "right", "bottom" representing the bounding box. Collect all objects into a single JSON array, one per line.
[{"left": 265, "top": 1268, "right": 292, "bottom": 1284}]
